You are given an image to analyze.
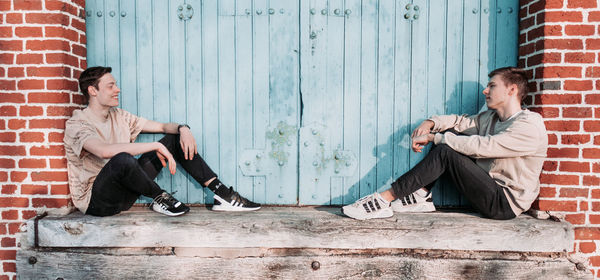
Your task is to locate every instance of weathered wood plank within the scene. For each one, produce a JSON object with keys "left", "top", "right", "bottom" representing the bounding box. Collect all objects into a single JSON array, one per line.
[
  {"left": 17, "top": 248, "right": 590, "bottom": 280},
  {"left": 29, "top": 207, "right": 573, "bottom": 252}
]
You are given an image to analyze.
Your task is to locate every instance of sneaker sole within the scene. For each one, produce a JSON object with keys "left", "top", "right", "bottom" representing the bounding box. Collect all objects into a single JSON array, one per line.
[
  {"left": 212, "top": 205, "right": 261, "bottom": 212},
  {"left": 151, "top": 205, "right": 190, "bottom": 217},
  {"left": 391, "top": 202, "right": 436, "bottom": 213},
  {"left": 341, "top": 207, "right": 394, "bottom": 220}
]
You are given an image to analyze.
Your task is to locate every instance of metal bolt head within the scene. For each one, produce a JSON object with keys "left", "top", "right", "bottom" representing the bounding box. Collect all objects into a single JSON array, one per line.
[
  {"left": 484, "top": 8, "right": 489, "bottom": 14},
  {"left": 97, "top": 11, "right": 102, "bottom": 17},
  {"left": 245, "top": 9, "right": 251, "bottom": 15},
  {"left": 179, "top": 14, "right": 184, "bottom": 19},
  {"left": 256, "top": 9, "right": 263, "bottom": 15},
  {"left": 278, "top": 161, "right": 284, "bottom": 166},
  {"left": 413, "top": 14, "right": 419, "bottom": 20},
  {"left": 121, "top": 11, "right": 127, "bottom": 17},
  {"left": 280, "top": 9, "right": 285, "bottom": 14},
  {"left": 269, "top": 8, "right": 275, "bottom": 15},
  {"left": 334, "top": 169, "right": 340, "bottom": 174},
  {"left": 256, "top": 168, "right": 261, "bottom": 172},
  {"left": 404, "top": 13, "right": 410, "bottom": 19},
  {"left": 86, "top": 11, "right": 91, "bottom": 17},
  {"left": 278, "top": 194, "right": 283, "bottom": 198},
  {"left": 304, "top": 141, "right": 310, "bottom": 147},
  {"left": 312, "top": 161, "right": 319, "bottom": 167},
  {"left": 109, "top": 11, "right": 115, "bottom": 17},
  {"left": 345, "top": 162, "right": 351, "bottom": 167},
  {"left": 334, "top": 9, "right": 340, "bottom": 15},
  {"left": 311, "top": 261, "right": 321, "bottom": 270},
  {"left": 319, "top": 141, "right": 325, "bottom": 146},
  {"left": 310, "top": 32, "right": 317, "bottom": 39},
  {"left": 507, "top": 7, "right": 513, "bottom": 13},
  {"left": 245, "top": 161, "right": 251, "bottom": 166},
  {"left": 28, "top": 256, "right": 37, "bottom": 264},
  {"left": 178, "top": 6, "right": 183, "bottom": 11},
  {"left": 321, "top": 9, "right": 327, "bottom": 15},
  {"left": 310, "top": 8, "right": 316, "bottom": 15},
  {"left": 345, "top": 9, "right": 351, "bottom": 15},
  {"left": 414, "top": 5, "right": 419, "bottom": 11},
  {"left": 256, "top": 154, "right": 262, "bottom": 159},
  {"left": 187, "top": 4, "right": 191, "bottom": 9},
  {"left": 472, "top": 8, "right": 478, "bottom": 14},
  {"left": 497, "top": 8, "right": 502, "bottom": 13},
  {"left": 405, "top": 4, "right": 412, "bottom": 10},
  {"left": 311, "top": 129, "right": 318, "bottom": 135},
  {"left": 312, "top": 194, "right": 317, "bottom": 199}
]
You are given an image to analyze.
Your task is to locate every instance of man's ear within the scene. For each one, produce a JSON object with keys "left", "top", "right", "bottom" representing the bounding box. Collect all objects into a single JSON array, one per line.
[
  {"left": 508, "top": 83, "right": 518, "bottom": 97},
  {"left": 88, "top": 85, "right": 97, "bottom": 97}
]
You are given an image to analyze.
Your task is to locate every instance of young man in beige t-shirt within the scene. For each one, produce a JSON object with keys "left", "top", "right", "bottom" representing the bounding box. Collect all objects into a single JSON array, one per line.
[
  {"left": 342, "top": 67, "right": 548, "bottom": 220},
  {"left": 65, "top": 66, "right": 260, "bottom": 216}
]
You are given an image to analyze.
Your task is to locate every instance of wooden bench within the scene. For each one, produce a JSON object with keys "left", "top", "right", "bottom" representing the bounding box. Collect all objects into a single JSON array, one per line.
[{"left": 17, "top": 207, "right": 591, "bottom": 279}]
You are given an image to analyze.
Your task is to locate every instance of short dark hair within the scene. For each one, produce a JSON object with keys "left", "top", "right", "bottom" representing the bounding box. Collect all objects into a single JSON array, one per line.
[
  {"left": 78, "top": 66, "right": 112, "bottom": 104},
  {"left": 488, "top": 67, "right": 529, "bottom": 104}
]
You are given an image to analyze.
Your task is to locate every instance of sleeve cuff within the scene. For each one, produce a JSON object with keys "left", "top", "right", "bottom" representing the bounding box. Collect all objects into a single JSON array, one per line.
[{"left": 433, "top": 133, "right": 444, "bottom": 145}]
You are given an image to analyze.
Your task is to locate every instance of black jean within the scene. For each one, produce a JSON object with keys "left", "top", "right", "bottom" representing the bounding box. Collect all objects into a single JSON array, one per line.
[
  {"left": 391, "top": 144, "right": 516, "bottom": 220},
  {"left": 86, "top": 134, "right": 217, "bottom": 216}
]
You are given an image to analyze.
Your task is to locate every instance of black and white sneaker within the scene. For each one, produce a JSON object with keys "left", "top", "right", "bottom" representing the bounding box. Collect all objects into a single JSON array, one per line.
[
  {"left": 391, "top": 189, "right": 436, "bottom": 213},
  {"left": 213, "top": 187, "right": 261, "bottom": 212},
  {"left": 150, "top": 192, "right": 190, "bottom": 216},
  {"left": 341, "top": 192, "right": 393, "bottom": 220}
]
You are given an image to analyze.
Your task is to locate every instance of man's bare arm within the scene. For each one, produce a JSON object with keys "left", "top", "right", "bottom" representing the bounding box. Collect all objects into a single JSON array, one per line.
[
  {"left": 142, "top": 120, "right": 197, "bottom": 160},
  {"left": 82, "top": 139, "right": 176, "bottom": 174}
]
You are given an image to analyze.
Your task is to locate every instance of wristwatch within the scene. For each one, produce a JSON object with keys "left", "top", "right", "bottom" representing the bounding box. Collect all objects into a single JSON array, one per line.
[{"left": 177, "top": 124, "right": 190, "bottom": 132}]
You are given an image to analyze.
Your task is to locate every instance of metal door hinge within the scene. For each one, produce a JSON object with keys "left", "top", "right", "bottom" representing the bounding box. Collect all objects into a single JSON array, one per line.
[{"left": 177, "top": 4, "right": 194, "bottom": 21}]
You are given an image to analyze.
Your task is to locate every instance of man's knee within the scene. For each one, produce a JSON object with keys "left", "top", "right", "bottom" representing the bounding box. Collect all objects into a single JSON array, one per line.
[
  {"left": 159, "top": 134, "right": 179, "bottom": 146},
  {"left": 111, "top": 152, "right": 137, "bottom": 167}
]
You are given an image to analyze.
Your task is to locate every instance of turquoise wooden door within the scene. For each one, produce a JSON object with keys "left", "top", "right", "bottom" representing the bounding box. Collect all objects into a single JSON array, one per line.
[{"left": 85, "top": 0, "right": 518, "bottom": 206}]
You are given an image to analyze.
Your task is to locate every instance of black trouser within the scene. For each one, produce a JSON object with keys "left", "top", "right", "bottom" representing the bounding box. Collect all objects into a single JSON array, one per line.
[
  {"left": 391, "top": 144, "right": 516, "bottom": 220},
  {"left": 86, "top": 134, "right": 217, "bottom": 216}
]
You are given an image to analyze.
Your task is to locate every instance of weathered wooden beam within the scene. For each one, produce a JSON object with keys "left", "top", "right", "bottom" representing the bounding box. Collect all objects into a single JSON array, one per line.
[
  {"left": 17, "top": 248, "right": 591, "bottom": 280},
  {"left": 27, "top": 207, "right": 573, "bottom": 252}
]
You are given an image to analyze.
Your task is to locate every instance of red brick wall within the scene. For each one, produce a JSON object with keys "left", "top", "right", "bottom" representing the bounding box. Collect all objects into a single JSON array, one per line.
[
  {"left": 0, "top": 0, "right": 598, "bottom": 278},
  {"left": 520, "top": 0, "right": 600, "bottom": 277},
  {"left": 0, "top": 0, "right": 85, "bottom": 278}
]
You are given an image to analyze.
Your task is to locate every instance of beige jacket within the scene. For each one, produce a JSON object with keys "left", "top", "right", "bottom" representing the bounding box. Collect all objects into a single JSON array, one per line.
[{"left": 430, "top": 109, "right": 548, "bottom": 216}]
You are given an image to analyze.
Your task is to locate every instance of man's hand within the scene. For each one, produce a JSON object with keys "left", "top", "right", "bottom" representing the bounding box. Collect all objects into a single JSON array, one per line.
[
  {"left": 155, "top": 142, "right": 176, "bottom": 175},
  {"left": 412, "top": 133, "right": 434, "bottom": 153},
  {"left": 178, "top": 126, "right": 197, "bottom": 160},
  {"left": 411, "top": 120, "right": 435, "bottom": 138}
]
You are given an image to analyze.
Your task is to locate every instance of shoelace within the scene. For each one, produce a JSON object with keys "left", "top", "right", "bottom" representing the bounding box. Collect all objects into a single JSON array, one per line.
[
  {"left": 354, "top": 194, "right": 377, "bottom": 208},
  {"left": 152, "top": 191, "right": 179, "bottom": 208}
]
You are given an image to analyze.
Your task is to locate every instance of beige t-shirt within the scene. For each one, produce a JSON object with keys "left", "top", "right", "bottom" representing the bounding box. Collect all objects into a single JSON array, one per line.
[
  {"left": 430, "top": 109, "right": 548, "bottom": 216},
  {"left": 64, "top": 107, "right": 147, "bottom": 213}
]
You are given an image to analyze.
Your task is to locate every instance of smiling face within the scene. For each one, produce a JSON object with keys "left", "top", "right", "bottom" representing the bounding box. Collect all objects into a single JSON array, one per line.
[
  {"left": 482, "top": 74, "right": 517, "bottom": 110},
  {"left": 88, "top": 73, "right": 120, "bottom": 108}
]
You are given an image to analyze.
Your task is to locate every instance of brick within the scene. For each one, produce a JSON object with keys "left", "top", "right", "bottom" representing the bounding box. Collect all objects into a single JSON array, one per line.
[
  {"left": 584, "top": 175, "right": 600, "bottom": 186},
  {"left": 0, "top": 250, "right": 16, "bottom": 261},
  {"left": 565, "top": 53, "right": 595, "bottom": 64},
  {"left": 1, "top": 185, "right": 15, "bottom": 194},
  {"left": 566, "top": 213, "right": 586, "bottom": 224},
  {"left": 19, "top": 105, "right": 43, "bottom": 116},
  {"left": 30, "top": 171, "right": 68, "bottom": 182},
  {"left": 564, "top": 80, "right": 593, "bottom": 91},
  {"left": 0, "top": 80, "right": 16, "bottom": 90},
  {"left": 544, "top": 120, "right": 580, "bottom": 131},
  {"left": 586, "top": 39, "right": 600, "bottom": 50},
  {"left": 46, "top": 52, "right": 79, "bottom": 68},
  {"left": 30, "top": 145, "right": 65, "bottom": 156},
  {"left": 0, "top": 159, "right": 15, "bottom": 169},
  {"left": 80, "top": 58, "right": 87, "bottom": 69},
  {"left": 49, "top": 158, "right": 67, "bottom": 169},
  {"left": 0, "top": 27, "right": 12, "bottom": 38},
  {"left": 72, "top": 43, "right": 86, "bottom": 57},
  {"left": 0, "top": 146, "right": 26, "bottom": 156},
  {"left": 19, "top": 132, "right": 44, "bottom": 142},
  {"left": 45, "top": 26, "right": 79, "bottom": 42},
  {"left": 48, "top": 132, "right": 64, "bottom": 142},
  {"left": 593, "top": 201, "right": 600, "bottom": 211},
  {"left": 29, "top": 119, "right": 66, "bottom": 129},
  {"left": 579, "top": 241, "right": 596, "bottom": 253},
  {"left": 563, "top": 107, "right": 592, "bottom": 118},
  {"left": 0, "top": 197, "right": 28, "bottom": 208},
  {"left": 16, "top": 53, "right": 43, "bottom": 64},
  {"left": 7, "top": 67, "right": 24, "bottom": 77},
  {"left": 596, "top": 135, "right": 600, "bottom": 145},
  {"left": 17, "top": 79, "right": 44, "bottom": 90},
  {"left": 559, "top": 187, "right": 589, "bottom": 198},
  {"left": 14, "top": 26, "right": 42, "bottom": 38},
  {"left": 25, "top": 12, "right": 70, "bottom": 25},
  {"left": 591, "top": 215, "right": 600, "bottom": 224},
  {"left": 26, "top": 39, "right": 70, "bottom": 51},
  {"left": 586, "top": 67, "right": 600, "bottom": 78},
  {"left": 73, "top": 92, "right": 86, "bottom": 105},
  {"left": 536, "top": 200, "right": 578, "bottom": 212},
  {"left": 0, "top": 53, "right": 14, "bottom": 64},
  {"left": 71, "top": 17, "right": 85, "bottom": 32},
  {"left": 2, "top": 262, "right": 15, "bottom": 273},
  {"left": 536, "top": 92, "right": 582, "bottom": 105},
  {"left": 18, "top": 158, "right": 46, "bottom": 169},
  {"left": 0, "top": 132, "right": 16, "bottom": 143},
  {"left": 586, "top": 94, "right": 600, "bottom": 104},
  {"left": 561, "top": 134, "right": 591, "bottom": 145},
  {"left": 538, "top": 66, "right": 582, "bottom": 79},
  {"left": 8, "top": 222, "right": 22, "bottom": 234},
  {"left": 79, "top": 34, "right": 86, "bottom": 45},
  {"left": 527, "top": 52, "right": 561, "bottom": 67},
  {"left": 0, "top": 106, "right": 17, "bottom": 116},
  {"left": 0, "top": 93, "right": 25, "bottom": 103},
  {"left": 28, "top": 92, "right": 70, "bottom": 103},
  {"left": 565, "top": 24, "right": 595, "bottom": 36},
  {"left": 47, "top": 106, "right": 77, "bottom": 116},
  {"left": 21, "top": 210, "right": 37, "bottom": 220},
  {"left": 583, "top": 148, "right": 600, "bottom": 159},
  {"left": 6, "top": 13, "right": 23, "bottom": 24},
  {"left": 10, "top": 171, "right": 27, "bottom": 182},
  {"left": 584, "top": 121, "right": 600, "bottom": 132},
  {"left": 46, "top": 1, "right": 79, "bottom": 16},
  {"left": 0, "top": 40, "right": 23, "bottom": 51},
  {"left": 7, "top": 119, "right": 26, "bottom": 129},
  {"left": 545, "top": 39, "right": 584, "bottom": 50},
  {"left": 567, "top": 0, "right": 597, "bottom": 8},
  {"left": 594, "top": 162, "right": 600, "bottom": 173},
  {"left": 14, "top": 0, "right": 42, "bottom": 10},
  {"left": 0, "top": 119, "right": 4, "bottom": 130},
  {"left": 528, "top": 107, "right": 559, "bottom": 118},
  {"left": 20, "top": 184, "right": 47, "bottom": 195},
  {"left": 32, "top": 198, "right": 69, "bottom": 208},
  {"left": 543, "top": 161, "right": 558, "bottom": 171},
  {"left": 527, "top": 25, "right": 563, "bottom": 41},
  {"left": 540, "top": 173, "right": 579, "bottom": 185},
  {"left": 1, "top": 210, "right": 17, "bottom": 220},
  {"left": 50, "top": 184, "right": 69, "bottom": 195},
  {"left": 590, "top": 11, "right": 600, "bottom": 21},
  {"left": 539, "top": 186, "right": 557, "bottom": 197},
  {"left": 27, "top": 66, "right": 71, "bottom": 78},
  {"left": 47, "top": 79, "right": 78, "bottom": 91},
  {"left": 539, "top": 11, "right": 583, "bottom": 23}
]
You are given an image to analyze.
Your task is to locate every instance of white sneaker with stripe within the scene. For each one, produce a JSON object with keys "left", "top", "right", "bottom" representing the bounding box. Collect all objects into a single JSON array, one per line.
[
  {"left": 341, "top": 192, "right": 393, "bottom": 220},
  {"left": 391, "top": 189, "right": 436, "bottom": 213}
]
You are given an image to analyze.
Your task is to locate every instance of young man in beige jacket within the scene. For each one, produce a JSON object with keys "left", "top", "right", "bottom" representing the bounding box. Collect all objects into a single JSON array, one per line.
[{"left": 342, "top": 67, "right": 548, "bottom": 220}]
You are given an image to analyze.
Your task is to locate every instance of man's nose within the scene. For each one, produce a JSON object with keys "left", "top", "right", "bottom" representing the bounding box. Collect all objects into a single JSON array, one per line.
[{"left": 482, "top": 87, "right": 489, "bottom": 95}]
